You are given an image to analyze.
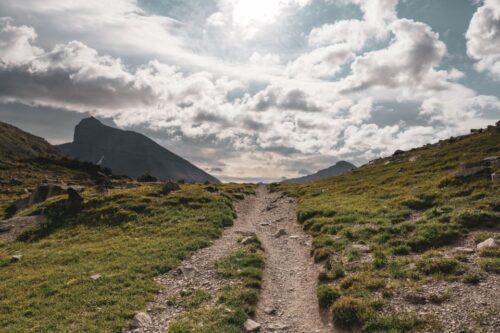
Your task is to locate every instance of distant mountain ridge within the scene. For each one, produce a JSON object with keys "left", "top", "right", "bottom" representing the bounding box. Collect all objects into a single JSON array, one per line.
[
  {"left": 57, "top": 117, "right": 220, "bottom": 183},
  {"left": 285, "top": 161, "right": 356, "bottom": 183}
]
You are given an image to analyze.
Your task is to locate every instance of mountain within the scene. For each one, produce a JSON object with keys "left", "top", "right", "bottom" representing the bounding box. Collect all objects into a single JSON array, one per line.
[
  {"left": 56, "top": 117, "right": 220, "bottom": 183},
  {"left": 284, "top": 161, "right": 356, "bottom": 183},
  {"left": 0, "top": 122, "right": 60, "bottom": 161}
]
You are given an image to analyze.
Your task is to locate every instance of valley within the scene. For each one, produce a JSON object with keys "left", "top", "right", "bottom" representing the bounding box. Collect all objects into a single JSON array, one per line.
[{"left": 0, "top": 121, "right": 499, "bottom": 333}]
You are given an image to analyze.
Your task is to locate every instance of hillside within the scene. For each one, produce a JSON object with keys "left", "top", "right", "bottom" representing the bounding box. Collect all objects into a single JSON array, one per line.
[
  {"left": 57, "top": 117, "right": 219, "bottom": 183},
  {"left": 276, "top": 123, "right": 500, "bottom": 331},
  {"left": 0, "top": 122, "right": 59, "bottom": 161},
  {"left": 0, "top": 122, "right": 113, "bottom": 220},
  {"left": 285, "top": 161, "right": 356, "bottom": 183}
]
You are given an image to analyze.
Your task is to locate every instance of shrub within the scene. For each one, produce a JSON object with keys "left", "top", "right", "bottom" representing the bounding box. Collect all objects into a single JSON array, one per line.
[
  {"left": 454, "top": 209, "right": 498, "bottom": 229},
  {"left": 317, "top": 285, "right": 341, "bottom": 309},
  {"left": 137, "top": 173, "right": 158, "bottom": 182},
  {"left": 416, "top": 257, "right": 460, "bottom": 275},
  {"left": 331, "top": 297, "right": 367, "bottom": 328},
  {"left": 479, "top": 258, "right": 500, "bottom": 274},
  {"left": 462, "top": 271, "right": 485, "bottom": 285},
  {"left": 401, "top": 193, "right": 437, "bottom": 210},
  {"left": 407, "top": 223, "right": 460, "bottom": 252},
  {"left": 362, "top": 314, "right": 420, "bottom": 333},
  {"left": 392, "top": 245, "right": 411, "bottom": 255},
  {"left": 373, "top": 251, "right": 388, "bottom": 269}
]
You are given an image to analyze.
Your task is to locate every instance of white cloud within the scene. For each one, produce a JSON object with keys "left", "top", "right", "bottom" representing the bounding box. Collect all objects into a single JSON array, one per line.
[
  {"left": 466, "top": 0, "right": 500, "bottom": 80},
  {"left": 206, "top": 12, "right": 227, "bottom": 27},
  {"left": 0, "top": 18, "right": 43, "bottom": 66},
  {"left": 286, "top": 44, "right": 355, "bottom": 78}
]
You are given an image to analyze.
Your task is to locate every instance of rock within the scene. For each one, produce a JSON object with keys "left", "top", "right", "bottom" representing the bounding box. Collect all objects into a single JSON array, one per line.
[
  {"left": 90, "top": 274, "right": 102, "bottom": 281},
  {"left": 393, "top": 150, "right": 405, "bottom": 156},
  {"left": 263, "top": 307, "right": 277, "bottom": 315},
  {"left": 240, "top": 236, "right": 255, "bottom": 245},
  {"left": 275, "top": 229, "right": 287, "bottom": 238},
  {"left": 0, "top": 215, "right": 47, "bottom": 242},
  {"left": 453, "top": 247, "right": 474, "bottom": 254},
  {"left": 454, "top": 165, "right": 490, "bottom": 179},
  {"left": 404, "top": 292, "right": 427, "bottom": 305},
  {"left": 205, "top": 186, "right": 218, "bottom": 193},
  {"left": 181, "top": 264, "right": 198, "bottom": 279},
  {"left": 477, "top": 238, "right": 497, "bottom": 251},
  {"left": 290, "top": 235, "right": 300, "bottom": 240},
  {"left": 244, "top": 319, "right": 261, "bottom": 332},
  {"left": 161, "top": 181, "right": 181, "bottom": 195},
  {"left": 409, "top": 155, "right": 419, "bottom": 162},
  {"left": 351, "top": 244, "right": 370, "bottom": 253},
  {"left": 131, "top": 312, "right": 151, "bottom": 328},
  {"left": 66, "top": 188, "right": 84, "bottom": 213},
  {"left": 11, "top": 255, "right": 23, "bottom": 262}
]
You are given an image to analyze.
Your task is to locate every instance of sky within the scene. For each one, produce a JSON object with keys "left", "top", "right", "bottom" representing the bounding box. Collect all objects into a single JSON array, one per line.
[{"left": 0, "top": 0, "right": 499, "bottom": 182}]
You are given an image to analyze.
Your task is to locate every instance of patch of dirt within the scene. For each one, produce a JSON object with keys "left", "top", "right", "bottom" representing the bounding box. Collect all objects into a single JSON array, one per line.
[{"left": 123, "top": 185, "right": 332, "bottom": 333}]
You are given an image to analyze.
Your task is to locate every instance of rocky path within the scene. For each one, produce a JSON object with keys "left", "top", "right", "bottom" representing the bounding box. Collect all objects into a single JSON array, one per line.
[{"left": 124, "top": 185, "right": 331, "bottom": 333}]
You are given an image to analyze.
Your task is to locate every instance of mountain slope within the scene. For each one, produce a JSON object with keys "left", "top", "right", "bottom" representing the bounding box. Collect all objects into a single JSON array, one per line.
[
  {"left": 0, "top": 122, "right": 59, "bottom": 161},
  {"left": 285, "top": 161, "right": 356, "bottom": 183},
  {"left": 57, "top": 117, "right": 219, "bottom": 183},
  {"left": 276, "top": 123, "right": 500, "bottom": 332}
]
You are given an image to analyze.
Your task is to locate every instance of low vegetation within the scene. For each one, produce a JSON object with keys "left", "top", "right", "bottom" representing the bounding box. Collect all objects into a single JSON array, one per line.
[
  {"left": 277, "top": 125, "right": 500, "bottom": 331},
  {"left": 0, "top": 183, "right": 254, "bottom": 332},
  {"left": 169, "top": 238, "right": 264, "bottom": 332}
]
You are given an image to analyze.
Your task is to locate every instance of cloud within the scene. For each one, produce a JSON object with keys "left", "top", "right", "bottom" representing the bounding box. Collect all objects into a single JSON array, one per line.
[
  {"left": 466, "top": 0, "right": 500, "bottom": 80},
  {"left": 341, "top": 19, "right": 447, "bottom": 92},
  {"left": 0, "top": 18, "right": 43, "bottom": 66},
  {"left": 286, "top": 44, "right": 355, "bottom": 79}
]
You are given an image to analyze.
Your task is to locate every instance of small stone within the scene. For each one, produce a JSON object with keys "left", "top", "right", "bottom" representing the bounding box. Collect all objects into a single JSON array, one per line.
[
  {"left": 274, "top": 229, "right": 287, "bottom": 238},
  {"left": 131, "top": 312, "right": 151, "bottom": 328},
  {"left": 11, "top": 255, "right": 22, "bottom": 262},
  {"left": 240, "top": 236, "right": 254, "bottom": 245},
  {"left": 351, "top": 244, "right": 370, "bottom": 253},
  {"left": 492, "top": 173, "right": 499, "bottom": 182},
  {"left": 90, "top": 274, "right": 102, "bottom": 281},
  {"left": 404, "top": 292, "right": 427, "bottom": 305},
  {"left": 263, "top": 307, "right": 277, "bottom": 315},
  {"left": 244, "top": 319, "right": 261, "bottom": 332},
  {"left": 477, "top": 238, "right": 497, "bottom": 251},
  {"left": 453, "top": 247, "right": 475, "bottom": 254},
  {"left": 181, "top": 264, "right": 198, "bottom": 279},
  {"left": 289, "top": 235, "right": 300, "bottom": 240},
  {"left": 260, "top": 223, "right": 270, "bottom": 226}
]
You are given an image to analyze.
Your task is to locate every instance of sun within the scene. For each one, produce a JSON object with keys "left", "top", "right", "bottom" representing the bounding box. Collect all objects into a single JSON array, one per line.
[{"left": 232, "top": 0, "right": 286, "bottom": 28}]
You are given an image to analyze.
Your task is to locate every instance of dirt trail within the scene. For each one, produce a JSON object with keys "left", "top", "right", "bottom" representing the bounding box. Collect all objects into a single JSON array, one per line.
[{"left": 125, "top": 185, "right": 331, "bottom": 333}]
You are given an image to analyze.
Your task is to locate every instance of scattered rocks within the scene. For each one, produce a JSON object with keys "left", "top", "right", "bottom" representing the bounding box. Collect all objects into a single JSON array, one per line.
[
  {"left": 477, "top": 238, "right": 497, "bottom": 251},
  {"left": 244, "top": 319, "right": 261, "bottom": 332},
  {"left": 274, "top": 229, "right": 287, "bottom": 238},
  {"left": 161, "top": 181, "right": 181, "bottom": 195},
  {"left": 131, "top": 312, "right": 152, "bottom": 328},
  {"left": 90, "top": 274, "right": 102, "bottom": 281}
]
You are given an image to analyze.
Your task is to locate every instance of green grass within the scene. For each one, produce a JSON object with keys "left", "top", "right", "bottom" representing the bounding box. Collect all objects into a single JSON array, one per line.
[
  {"left": 277, "top": 126, "right": 500, "bottom": 330},
  {"left": 0, "top": 183, "right": 253, "bottom": 332},
  {"left": 169, "top": 240, "right": 264, "bottom": 333}
]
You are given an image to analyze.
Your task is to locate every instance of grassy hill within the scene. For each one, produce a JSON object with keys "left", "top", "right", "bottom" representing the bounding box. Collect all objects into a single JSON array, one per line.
[
  {"left": 277, "top": 123, "right": 500, "bottom": 331},
  {"left": 0, "top": 122, "right": 59, "bottom": 161},
  {"left": 0, "top": 183, "right": 255, "bottom": 332}
]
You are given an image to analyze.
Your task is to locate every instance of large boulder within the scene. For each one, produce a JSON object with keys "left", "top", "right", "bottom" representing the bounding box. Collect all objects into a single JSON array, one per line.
[{"left": 160, "top": 181, "right": 180, "bottom": 195}]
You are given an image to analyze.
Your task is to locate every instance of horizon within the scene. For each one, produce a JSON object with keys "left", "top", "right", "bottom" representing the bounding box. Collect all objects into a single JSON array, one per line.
[{"left": 1, "top": 0, "right": 500, "bottom": 183}]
